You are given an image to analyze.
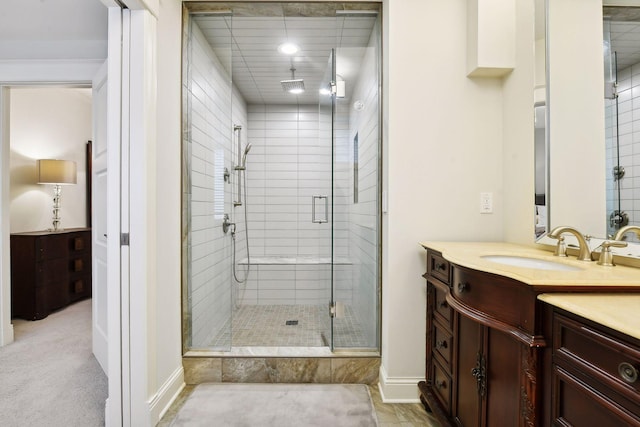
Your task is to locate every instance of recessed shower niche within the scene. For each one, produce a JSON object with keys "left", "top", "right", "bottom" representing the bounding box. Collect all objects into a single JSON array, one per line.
[{"left": 181, "top": 2, "right": 382, "bottom": 355}]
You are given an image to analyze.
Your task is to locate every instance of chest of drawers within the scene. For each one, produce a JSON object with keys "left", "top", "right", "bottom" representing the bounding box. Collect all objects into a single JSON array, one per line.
[{"left": 11, "top": 228, "right": 92, "bottom": 320}]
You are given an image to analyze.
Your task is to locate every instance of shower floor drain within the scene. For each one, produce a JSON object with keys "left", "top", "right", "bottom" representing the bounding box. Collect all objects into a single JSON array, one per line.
[{"left": 285, "top": 320, "right": 299, "bottom": 326}]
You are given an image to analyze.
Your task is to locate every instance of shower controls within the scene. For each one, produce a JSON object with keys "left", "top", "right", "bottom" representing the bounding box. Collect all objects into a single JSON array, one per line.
[
  {"left": 222, "top": 214, "right": 235, "bottom": 234},
  {"left": 223, "top": 167, "right": 230, "bottom": 183}
]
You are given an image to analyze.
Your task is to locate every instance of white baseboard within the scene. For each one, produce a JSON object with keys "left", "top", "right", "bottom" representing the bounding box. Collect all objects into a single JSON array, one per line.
[
  {"left": 148, "top": 365, "right": 185, "bottom": 425},
  {"left": 377, "top": 364, "right": 423, "bottom": 403},
  {"left": 0, "top": 322, "right": 13, "bottom": 346}
]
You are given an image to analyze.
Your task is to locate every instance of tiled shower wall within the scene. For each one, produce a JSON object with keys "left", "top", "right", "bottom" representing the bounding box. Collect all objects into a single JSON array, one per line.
[
  {"left": 344, "top": 20, "right": 380, "bottom": 347},
  {"left": 238, "top": 104, "right": 351, "bottom": 305},
  {"left": 184, "top": 21, "right": 248, "bottom": 348},
  {"left": 605, "top": 62, "right": 640, "bottom": 241}
]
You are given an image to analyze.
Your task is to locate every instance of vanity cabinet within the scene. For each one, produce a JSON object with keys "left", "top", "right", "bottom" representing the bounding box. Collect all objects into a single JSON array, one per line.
[
  {"left": 10, "top": 228, "right": 92, "bottom": 320},
  {"left": 420, "top": 248, "right": 544, "bottom": 427},
  {"left": 543, "top": 305, "right": 640, "bottom": 426}
]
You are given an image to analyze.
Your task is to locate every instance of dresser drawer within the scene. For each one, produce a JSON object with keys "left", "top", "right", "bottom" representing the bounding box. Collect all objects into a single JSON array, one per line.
[
  {"left": 36, "top": 236, "right": 69, "bottom": 261},
  {"left": 452, "top": 265, "right": 535, "bottom": 334},
  {"left": 431, "top": 359, "right": 452, "bottom": 413},
  {"left": 427, "top": 251, "right": 450, "bottom": 284},
  {"left": 554, "top": 313, "right": 640, "bottom": 397},
  {"left": 433, "top": 285, "right": 452, "bottom": 327},
  {"left": 37, "top": 259, "right": 68, "bottom": 286},
  {"left": 433, "top": 322, "right": 453, "bottom": 370}
]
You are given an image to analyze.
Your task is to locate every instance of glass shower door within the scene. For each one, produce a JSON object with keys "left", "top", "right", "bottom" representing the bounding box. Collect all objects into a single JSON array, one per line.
[{"left": 317, "top": 49, "right": 336, "bottom": 349}]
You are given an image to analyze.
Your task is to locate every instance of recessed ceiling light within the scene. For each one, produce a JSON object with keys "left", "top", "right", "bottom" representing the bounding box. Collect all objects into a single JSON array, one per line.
[{"left": 277, "top": 42, "right": 299, "bottom": 55}]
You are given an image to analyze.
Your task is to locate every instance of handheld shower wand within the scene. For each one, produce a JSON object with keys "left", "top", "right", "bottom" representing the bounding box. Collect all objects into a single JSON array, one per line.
[{"left": 241, "top": 143, "right": 252, "bottom": 169}]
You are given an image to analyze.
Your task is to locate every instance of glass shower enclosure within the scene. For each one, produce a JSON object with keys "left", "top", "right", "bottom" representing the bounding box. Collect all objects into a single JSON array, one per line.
[{"left": 181, "top": 3, "right": 381, "bottom": 353}]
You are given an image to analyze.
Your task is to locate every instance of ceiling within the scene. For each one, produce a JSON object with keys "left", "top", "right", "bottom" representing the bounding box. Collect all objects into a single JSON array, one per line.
[
  {"left": 605, "top": 7, "right": 640, "bottom": 71},
  {"left": 191, "top": 3, "right": 379, "bottom": 105},
  {"left": 0, "top": 0, "right": 107, "bottom": 60}
]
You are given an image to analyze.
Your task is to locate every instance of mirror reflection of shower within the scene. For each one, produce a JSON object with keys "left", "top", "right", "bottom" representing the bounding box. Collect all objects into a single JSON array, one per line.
[
  {"left": 232, "top": 124, "right": 251, "bottom": 285},
  {"left": 603, "top": 14, "right": 640, "bottom": 237}
]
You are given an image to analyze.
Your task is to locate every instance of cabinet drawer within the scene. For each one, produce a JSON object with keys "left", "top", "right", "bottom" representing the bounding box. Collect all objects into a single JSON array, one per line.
[
  {"left": 452, "top": 265, "right": 535, "bottom": 334},
  {"left": 37, "top": 259, "right": 68, "bottom": 286},
  {"left": 433, "top": 286, "right": 452, "bottom": 327},
  {"left": 70, "top": 233, "right": 89, "bottom": 253},
  {"left": 554, "top": 313, "right": 640, "bottom": 397},
  {"left": 431, "top": 359, "right": 452, "bottom": 413},
  {"left": 427, "top": 251, "right": 450, "bottom": 284},
  {"left": 70, "top": 254, "right": 91, "bottom": 273},
  {"left": 433, "top": 322, "right": 453, "bottom": 369},
  {"left": 36, "top": 236, "right": 69, "bottom": 261},
  {"left": 553, "top": 365, "right": 640, "bottom": 426}
]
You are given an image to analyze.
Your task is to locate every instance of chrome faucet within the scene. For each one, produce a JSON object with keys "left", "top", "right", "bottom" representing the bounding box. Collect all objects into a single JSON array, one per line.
[
  {"left": 548, "top": 226, "right": 593, "bottom": 261},
  {"left": 613, "top": 225, "right": 640, "bottom": 242}
]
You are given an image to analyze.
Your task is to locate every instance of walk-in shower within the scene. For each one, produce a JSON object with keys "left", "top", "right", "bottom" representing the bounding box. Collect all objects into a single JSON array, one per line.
[
  {"left": 182, "top": 2, "right": 382, "bottom": 354},
  {"left": 603, "top": 15, "right": 640, "bottom": 242}
]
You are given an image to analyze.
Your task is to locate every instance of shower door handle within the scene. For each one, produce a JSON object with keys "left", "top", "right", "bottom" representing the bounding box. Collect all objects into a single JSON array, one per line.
[{"left": 312, "top": 195, "right": 328, "bottom": 224}]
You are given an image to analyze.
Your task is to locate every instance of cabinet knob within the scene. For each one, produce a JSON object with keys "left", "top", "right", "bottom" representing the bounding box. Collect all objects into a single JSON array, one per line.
[
  {"left": 436, "top": 380, "right": 447, "bottom": 389},
  {"left": 457, "top": 282, "right": 469, "bottom": 293},
  {"left": 436, "top": 340, "right": 448, "bottom": 350},
  {"left": 435, "top": 262, "right": 446, "bottom": 271},
  {"left": 619, "top": 362, "right": 639, "bottom": 384},
  {"left": 437, "top": 300, "right": 448, "bottom": 309}
]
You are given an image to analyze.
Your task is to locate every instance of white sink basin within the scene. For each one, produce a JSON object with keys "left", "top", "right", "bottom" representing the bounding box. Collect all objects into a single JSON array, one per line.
[{"left": 481, "top": 255, "right": 582, "bottom": 271}]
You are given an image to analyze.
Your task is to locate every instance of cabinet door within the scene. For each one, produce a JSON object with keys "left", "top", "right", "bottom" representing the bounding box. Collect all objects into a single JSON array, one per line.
[
  {"left": 485, "top": 327, "right": 521, "bottom": 427},
  {"left": 455, "top": 314, "right": 482, "bottom": 427}
]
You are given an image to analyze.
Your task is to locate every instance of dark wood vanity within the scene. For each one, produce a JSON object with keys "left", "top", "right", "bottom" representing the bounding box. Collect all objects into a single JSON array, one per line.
[{"left": 420, "top": 245, "right": 640, "bottom": 427}]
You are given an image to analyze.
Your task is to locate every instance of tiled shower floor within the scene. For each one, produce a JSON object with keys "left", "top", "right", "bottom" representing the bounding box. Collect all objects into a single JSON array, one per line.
[{"left": 210, "top": 304, "right": 370, "bottom": 348}]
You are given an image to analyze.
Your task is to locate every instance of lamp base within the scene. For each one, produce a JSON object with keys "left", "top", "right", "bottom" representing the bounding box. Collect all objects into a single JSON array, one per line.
[{"left": 50, "top": 184, "right": 64, "bottom": 232}]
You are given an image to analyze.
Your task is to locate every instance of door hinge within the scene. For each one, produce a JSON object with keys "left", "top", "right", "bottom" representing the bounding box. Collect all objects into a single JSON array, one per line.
[
  {"left": 329, "top": 301, "right": 345, "bottom": 318},
  {"left": 120, "top": 233, "right": 130, "bottom": 246}
]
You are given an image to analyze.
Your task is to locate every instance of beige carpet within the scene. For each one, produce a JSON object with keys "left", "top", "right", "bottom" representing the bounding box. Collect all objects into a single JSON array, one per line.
[
  {"left": 0, "top": 299, "right": 107, "bottom": 427},
  {"left": 169, "top": 383, "right": 379, "bottom": 426}
]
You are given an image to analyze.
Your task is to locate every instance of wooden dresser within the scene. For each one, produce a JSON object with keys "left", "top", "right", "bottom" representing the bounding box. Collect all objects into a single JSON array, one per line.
[{"left": 11, "top": 228, "right": 91, "bottom": 320}]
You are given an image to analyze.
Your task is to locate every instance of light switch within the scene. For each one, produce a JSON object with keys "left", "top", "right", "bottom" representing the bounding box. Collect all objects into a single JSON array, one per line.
[{"left": 480, "top": 192, "right": 493, "bottom": 214}]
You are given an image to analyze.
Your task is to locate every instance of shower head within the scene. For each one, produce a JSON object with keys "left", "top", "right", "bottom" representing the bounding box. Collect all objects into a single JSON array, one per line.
[
  {"left": 241, "top": 143, "right": 252, "bottom": 168},
  {"left": 281, "top": 67, "right": 305, "bottom": 94}
]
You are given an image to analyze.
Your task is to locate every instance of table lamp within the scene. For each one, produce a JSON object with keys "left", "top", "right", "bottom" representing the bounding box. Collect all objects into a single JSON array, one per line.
[{"left": 37, "top": 159, "right": 77, "bottom": 231}]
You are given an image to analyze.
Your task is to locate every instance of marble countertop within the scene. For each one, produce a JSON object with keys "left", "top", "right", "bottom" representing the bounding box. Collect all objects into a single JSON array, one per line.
[
  {"left": 420, "top": 241, "right": 640, "bottom": 288},
  {"left": 538, "top": 293, "right": 640, "bottom": 340}
]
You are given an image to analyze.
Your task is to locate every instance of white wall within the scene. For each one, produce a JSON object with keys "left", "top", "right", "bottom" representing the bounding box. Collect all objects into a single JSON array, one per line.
[
  {"left": 381, "top": 0, "right": 506, "bottom": 400},
  {"left": 152, "top": 0, "right": 184, "bottom": 422},
  {"left": 547, "top": 0, "right": 606, "bottom": 236},
  {"left": 9, "top": 87, "right": 90, "bottom": 233}
]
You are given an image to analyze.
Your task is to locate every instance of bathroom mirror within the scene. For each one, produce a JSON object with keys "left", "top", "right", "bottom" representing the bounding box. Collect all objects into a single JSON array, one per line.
[
  {"left": 541, "top": 0, "right": 640, "bottom": 252},
  {"left": 534, "top": 0, "right": 547, "bottom": 240}
]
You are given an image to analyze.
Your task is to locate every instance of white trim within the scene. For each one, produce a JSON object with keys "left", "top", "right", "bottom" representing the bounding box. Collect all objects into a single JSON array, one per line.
[
  {"left": 148, "top": 366, "right": 185, "bottom": 425},
  {"left": 0, "top": 87, "right": 13, "bottom": 347},
  {"left": 377, "top": 364, "right": 422, "bottom": 403},
  {"left": 0, "top": 59, "right": 104, "bottom": 84}
]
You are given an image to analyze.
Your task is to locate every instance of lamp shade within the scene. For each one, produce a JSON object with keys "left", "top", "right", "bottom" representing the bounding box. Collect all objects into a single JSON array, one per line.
[{"left": 37, "top": 159, "right": 77, "bottom": 185}]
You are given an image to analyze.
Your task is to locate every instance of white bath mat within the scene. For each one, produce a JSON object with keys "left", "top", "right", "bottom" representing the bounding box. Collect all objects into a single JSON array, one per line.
[{"left": 170, "top": 383, "right": 379, "bottom": 426}]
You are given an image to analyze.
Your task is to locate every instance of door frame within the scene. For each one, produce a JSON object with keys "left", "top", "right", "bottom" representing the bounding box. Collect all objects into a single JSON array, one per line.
[{"left": 0, "top": 61, "right": 103, "bottom": 345}]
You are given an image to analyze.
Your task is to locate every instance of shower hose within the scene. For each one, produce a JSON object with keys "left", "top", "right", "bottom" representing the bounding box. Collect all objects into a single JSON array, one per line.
[{"left": 232, "top": 166, "right": 250, "bottom": 285}]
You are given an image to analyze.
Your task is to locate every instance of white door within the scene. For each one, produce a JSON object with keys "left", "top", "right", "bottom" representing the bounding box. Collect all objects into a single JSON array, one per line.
[{"left": 92, "top": 60, "right": 109, "bottom": 373}]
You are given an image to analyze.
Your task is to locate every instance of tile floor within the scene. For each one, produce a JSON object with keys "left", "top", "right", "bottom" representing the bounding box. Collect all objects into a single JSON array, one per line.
[
  {"left": 210, "top": 304, "right": 371, "bottom": 348},
  {"left": 158, "top": 384, "right": 442, "bottom": 426}
]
